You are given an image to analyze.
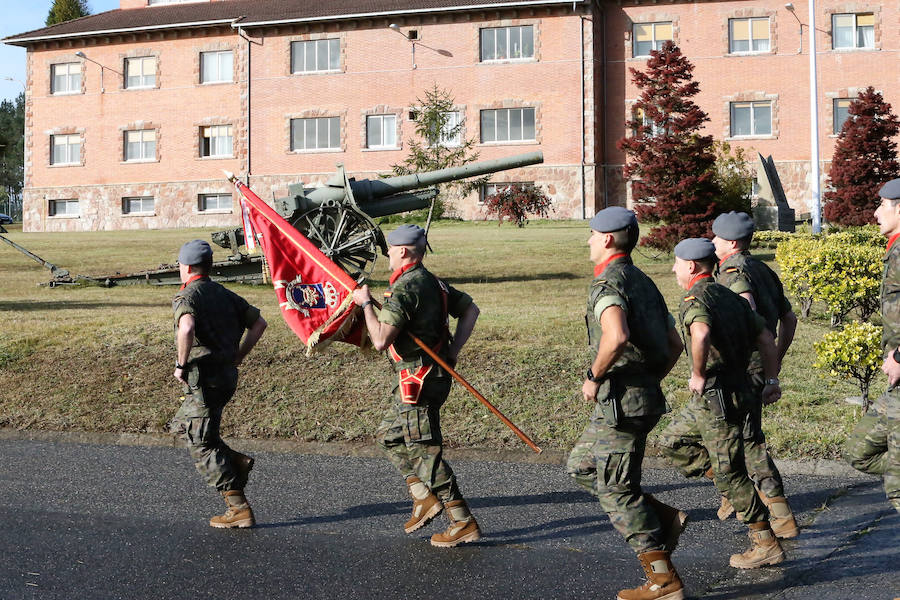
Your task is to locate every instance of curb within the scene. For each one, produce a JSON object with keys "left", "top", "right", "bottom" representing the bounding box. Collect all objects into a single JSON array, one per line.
[{"left": 0, "top": 427, "right": 872, "bottom": 479}]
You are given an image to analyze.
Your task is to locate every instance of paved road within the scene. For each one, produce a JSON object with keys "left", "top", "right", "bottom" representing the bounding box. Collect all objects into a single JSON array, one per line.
[{"left": 0, "top": 439, "right": 896, "bottom": 600}]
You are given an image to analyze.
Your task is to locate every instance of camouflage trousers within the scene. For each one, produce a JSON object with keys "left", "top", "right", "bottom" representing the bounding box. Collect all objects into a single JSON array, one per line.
[
  {"left": 843, "top": 408, "right": 900, "bottom": 514},
  {"left": 170, "top": 365, "right": 241, "bottom": 492},
  {"left": 375, "top": 376, "right": 462, "bottom": 503},
  {"left": 658, "top": 396, "right": 768, "bottom": 524},
  {"left": 566, "top": 404, "right": 665, "bottom": 554}
]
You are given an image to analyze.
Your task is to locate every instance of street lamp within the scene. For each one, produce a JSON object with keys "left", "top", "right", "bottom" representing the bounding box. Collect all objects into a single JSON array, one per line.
[
  {"left": 75, "top": 50, "right": 121, "bottom": 93},
  {"left": 389, "top": 23, "right": 417, "bottom": 69}
]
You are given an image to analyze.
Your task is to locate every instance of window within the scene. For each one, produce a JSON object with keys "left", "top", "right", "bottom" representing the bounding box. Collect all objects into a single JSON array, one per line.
[
  {"left": 729, "top": 17, "right": 770, "bottom": 53},
  {"left": 833, "top": 98, "right": 853, "bottom": 134},
  {"left": 291, "top": 39, "right": 340, "bottom": 73},
  {"left": 480, "top": 108, "right": 536, "bottom": 143},
  {"left": 200, "top": 50, "right": 233, "bottom": 84},
  {"left": 427, "top": 111, "right": 461, "bottom": 147},
  {"left": 832, "top": 13, "right": 874, "bottom": 49},
  {"left": 634, "top": 107, "right": 665, "bottom": 137},
  {"left": 51, "top": 62, "right": 81, "bottom": 94},
  {"left": 479, "top": 181, "right": 533, "bottom": 205},
  {"left": 124, "top": 129, "right": 156, "bottom": 162},
  {"left": 122, "top": 196, "right": 154, "bottom": 215},
  {"left": 290, "top": 117, "right": 340, "bottom": 151},
  {"left": 366, "top": 115, "right": 397, "bottom": 149},
  {"left": 125, "top": 56, "right": 156, "bottom": 89},
  {"left": 633, "top": 22, "right": 673, "bottom": 57},
  {"left": 730, "top": 101, "right": 772, "bottom": 137},
  {"left": 199, "top": 193, "right": 233, "bottom": 212},
  {"left": 50, "top": 134, "right": 81, "bottom": 165},
  {"left": 49, "top": 199, "right": 79, "bottom": 216},
  {"left": 200, "top": 125, "right": 233, "bottom": 157},
  {"left": 480, "top": 26, "right": 534, "bottom": 61}
]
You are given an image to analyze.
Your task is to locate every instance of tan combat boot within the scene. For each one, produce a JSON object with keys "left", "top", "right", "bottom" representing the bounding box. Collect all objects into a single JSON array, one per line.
[
  {"left": 729, "top": 521, "right": 784, "bottom": 569},
  {"left": 404, "top": 476, "right": 443, "bottom": 534},
  {"left": 646, "top": 494, "right": 689, "bottom": 553},
  {"left": 757, "top": 492, "right": 799, "bottom": 539},
  {"left": 209, "top": 490, "right": 255, "bottom": 529},
  {"left": 705, "top": 467, "right": 736, "bottom": 521},
  {"left": 430, "top": 499, "right": 481, "bottom": 548},
  {"left": 228, "top": 450, "right": 255, "bottom": 490},
  {"left": 617, "top": 550, "right": 685, "bottom": 600}
]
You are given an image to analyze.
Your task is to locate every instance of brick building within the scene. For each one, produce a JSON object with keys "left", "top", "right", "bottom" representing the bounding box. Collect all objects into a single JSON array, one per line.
[{"left": 4, "top": 0, "right": 897, "bottom": 232}]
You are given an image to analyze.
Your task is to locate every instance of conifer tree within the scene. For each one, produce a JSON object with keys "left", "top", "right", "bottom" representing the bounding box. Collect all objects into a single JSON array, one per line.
[
  {"left": 616, "top": 41, "right": 720, "bottom": 251},
  {"left": 46, "top": 0, "right": 90, "bottom": 26},
  {"left": 824, "top": 87, "right": 900, "bottom": 227}
]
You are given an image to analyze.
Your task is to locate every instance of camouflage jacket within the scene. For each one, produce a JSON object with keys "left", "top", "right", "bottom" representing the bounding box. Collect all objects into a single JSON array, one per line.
[
  {"left": 679, "top": 276, "right": 765, "bottom": 391},
  {"left": 586, "top": 255, "right": 673, "bottom": 416},
  {"left": 715, "top": 250, "right": 792, "bottom": 374},
  {"left": 379, "top": 262, "right": 473, "bottom": 374},
  {"left": 878, "top": 237, "right": 900, "bottom": 417}
]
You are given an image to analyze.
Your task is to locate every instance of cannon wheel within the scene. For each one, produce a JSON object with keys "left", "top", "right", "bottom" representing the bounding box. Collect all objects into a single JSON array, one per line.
[{"left": 291, "top": 205, "right": 381, "bottom": 282}]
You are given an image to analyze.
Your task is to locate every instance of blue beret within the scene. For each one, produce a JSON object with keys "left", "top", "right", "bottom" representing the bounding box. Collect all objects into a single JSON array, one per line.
[
  {"left": 589, "top": 206, "right": 637, "bottom": 232},
  {"left": 712, "top": 211, "right": 755, "bottom": 240},
  {"left": 674, "top": 238, "right": 716, "bottom": 261},
  {"left": 387, "top": 224, "right": 426, "bottom": 246},
  {"left": 879, "top": 178, "right": 900, "bottom": 200},
  {"left": 178, "top": 239, "right": 212, "bottom": 265}
]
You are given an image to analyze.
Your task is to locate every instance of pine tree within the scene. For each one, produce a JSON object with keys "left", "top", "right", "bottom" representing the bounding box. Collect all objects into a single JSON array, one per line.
[
  {"left": 616, "top": 41, "right": 720, "bottom": 251},
  {"left": 46, "top": 0, "right": 90, "bottom": 27},
  {"left": 0, "top": 93, "right": 25, "bottom": 218},
  {"left": 823, "top": 87, "right": 900, "bottom": 227}
]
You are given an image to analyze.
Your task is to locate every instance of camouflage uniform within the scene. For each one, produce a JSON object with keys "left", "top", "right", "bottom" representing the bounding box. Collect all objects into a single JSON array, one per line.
[
  {"left": 566, "top": 255, "right": 674, "bottom": 553},
  {"left": 844, "top": 237, "right": 900, "bottom": 513},
  {"left": 658, "top": 276, "right": 769, "bottom": 524},
  {"left": 170, "top": 277, "right": 261, "bottom": 491},
  {"left": 375, "top": 262, "right": 473, "bottom": 503}
]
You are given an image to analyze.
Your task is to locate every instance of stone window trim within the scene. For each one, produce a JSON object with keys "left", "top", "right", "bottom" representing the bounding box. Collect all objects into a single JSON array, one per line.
[
  {"left": 625, "top": 14, "right": 679, "bottom": 60},
  {"left": 119, "top": 49, "right": 160, "bottom": 91},
  {"left": 284, "top": 110, "right": 347, "bottom": 154},
  {"left": 824, "top": 88, "right": 873, "bottom": 136},
  {"left": 47, "top": 126, "right": 85, "bottom": 168},
  {"left": 475, "top": 21, "right": 541, "bottom": 65},
  {"left": 475, "top": 100, "right": 542, "bottom": 147},
  {"left": 721, "top": 8, "right": 777, "bottom": 56},
  {"left": 361, "top": 106, "right": 404, "bottom": 151},
  {"left": 827, "top": 5, "right": 881, "bottom": 52},
  {"left": 285, "top": 33, "right": 345, "bottom": 76},
  {"left": 47, "top": 55, "right": 85, "bottom": 96},
  {"left": 194, "top": 42, "right": 238, "bottom": 86},
  {"left": 119, "top": 121, "right": 161, "bottom": 164},
  {"left": 723, "top": 92, "right": 779, "bottom": 140},
  {"left": 194, "top": 117, "right": 236, "bottom": 160}
]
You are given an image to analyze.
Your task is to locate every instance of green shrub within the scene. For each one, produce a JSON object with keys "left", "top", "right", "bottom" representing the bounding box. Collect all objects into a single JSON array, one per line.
[
  {"left": 814, "top": 321, "right": 882, "bottom": 409},
  {"left": 776, "top": 237, "right": 822, "bottom": 317}
]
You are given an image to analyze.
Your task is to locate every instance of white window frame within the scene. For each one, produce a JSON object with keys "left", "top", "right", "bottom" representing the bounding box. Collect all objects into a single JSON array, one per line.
[
  {"left": 125, "top": 56, "right": 156, "bottom": 89},
  {"left": 200, "top": 50, "right": 233, "bottom": 84},
  {"left": 366, "top": 114, "right": 398, "bottom": 149},
  {"left": 121, "top": 196, "right": 155, "bottom": 216},
  {"left": 479, "top": 181, "right": 533, "bottom": 205},
  {"left": 291, "top": 39, "right": 341, "bottom": 74},
  {"left": 124, "top": 129, "right": 156, "bottom": 162},
  {"left": 728, "top": 17, "right": 770, "bottom": 54},
  {"left": 50, "top": 134, "right": 81, "bottom": 165},
  {"left": 427, "top": 111, "right": 462, "bottom": 147},
  {"left": 51, "top": 62, "right": 81, "bottom": 95},
  {"left": 200, "top": 125, "right": 233, "bottom": 158},
  {"left": 634, "top": 107, "right": 665, "bottom": 137},
  {"left": 49, "top": 199, "right": 79, "bottom": 217},
  {"left": 730, "top": 101, "right": 772, "bottom": 137},
  {"left": 832, "top": 13, "right": 875, "bottom": 50},
  {"left": 198, "top": 193, "right": 233, "bottom": 212},
  {"left": 833, "top": 98, "right": 853, "bottom": 134},
  {"left": 632, "top": 22, "right": 673, "bottom": 57},
  {"left": 290, "top": 117, "right": 341, "bottom": 151},
  {"left": 479, "top": 26, "right": 535, "bottom": 62},
  {"left": 480, "top": 108, "right": 536, "bottom": 143}
]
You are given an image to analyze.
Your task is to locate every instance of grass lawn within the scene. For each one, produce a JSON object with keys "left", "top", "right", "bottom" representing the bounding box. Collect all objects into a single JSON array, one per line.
[{"left": 0, "top": 220, "right": 864, "bottom": 458}]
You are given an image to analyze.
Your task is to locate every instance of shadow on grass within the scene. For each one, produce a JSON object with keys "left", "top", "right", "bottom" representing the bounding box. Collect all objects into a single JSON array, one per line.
[{"left": 0, "top": 300, "right": 160, "bottom": 311}]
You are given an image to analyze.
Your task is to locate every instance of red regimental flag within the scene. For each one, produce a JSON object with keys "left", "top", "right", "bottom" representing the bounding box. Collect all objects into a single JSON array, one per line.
[{"left": 230, "top": 176, "right": 367, "bottom": 353}]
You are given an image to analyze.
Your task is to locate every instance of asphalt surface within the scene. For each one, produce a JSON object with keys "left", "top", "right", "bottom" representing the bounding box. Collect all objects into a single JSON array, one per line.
[{"left": 0, "top": 438, "right": 896, "bottom": 600}]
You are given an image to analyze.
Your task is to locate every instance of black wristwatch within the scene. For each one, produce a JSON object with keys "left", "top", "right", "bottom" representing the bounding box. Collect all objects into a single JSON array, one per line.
[
  {"left": 586, "top": 368, "right": 604, "bottom": 383},
  {"left": 893, "top": 348, "right": 900, "bottom": 364},
  {"left": 175, "top": 361, "right": 185, "bottom": 369}
]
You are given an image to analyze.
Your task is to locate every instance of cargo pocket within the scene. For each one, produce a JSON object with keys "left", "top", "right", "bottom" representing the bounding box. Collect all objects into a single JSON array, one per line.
[
  {"left": 602, "top": 451, "right": 634, "bottom": 489},
  {"left": 401, "top": 405, "right": 433, "bottom": 443}
]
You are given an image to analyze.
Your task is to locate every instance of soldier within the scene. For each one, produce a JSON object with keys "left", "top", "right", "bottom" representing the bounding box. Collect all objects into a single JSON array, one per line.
[
  {"left": 661, "top": 238, "right": 785, "bottom": 569},
  {"left": 844, "top": 178, "right": 900, "bottom": 514},
  {"left": 703, "top": 212, "right": 799, "bottom": 537},
  {"left": 566, "top": 207, "right": 687, "bottom": 600},
  {"left": 170, "top": 240, "right": 267, "bottom": 528},
  {"left": 352, "top": 224, "right": 482, "bottom": 547}
]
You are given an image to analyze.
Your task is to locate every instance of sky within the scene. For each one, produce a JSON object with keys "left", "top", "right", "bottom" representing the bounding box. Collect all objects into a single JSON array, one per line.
[{"left": 1, "top": 0, "right": 122, "bottom": 103}]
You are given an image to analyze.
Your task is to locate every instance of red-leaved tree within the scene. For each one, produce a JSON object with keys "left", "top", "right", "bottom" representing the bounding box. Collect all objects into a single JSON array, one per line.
[
  {"left": 482, "top": 183, "right": 552, "bottom": 227},
  {"left": 824, "top": 87, "right": 900, "bottom": 227},
  {"left": 617, "top": 42, "right": 720, "bottom": 251}
]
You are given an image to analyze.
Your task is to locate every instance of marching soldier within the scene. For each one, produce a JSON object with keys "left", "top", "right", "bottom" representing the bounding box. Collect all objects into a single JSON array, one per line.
[
  {"left": 566, "top": 207, "right": 687, "bottom": 600},
  {"left": 844, "top": 179, "right": 900, "bottom": 514},
  {"left": 170, "top": 240, "right": 267, "bottom": 528},
  {"left": 352, "top": 225, "right": 482, "bottom": 547},
  {"left": 661, "top": 238, "right": 786, "bottom": 569}
]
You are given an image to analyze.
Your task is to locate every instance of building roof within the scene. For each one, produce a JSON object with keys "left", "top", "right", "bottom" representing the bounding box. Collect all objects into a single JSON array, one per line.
[{"left": 4, "top": 0, "right": 586, "bottom": 45}]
